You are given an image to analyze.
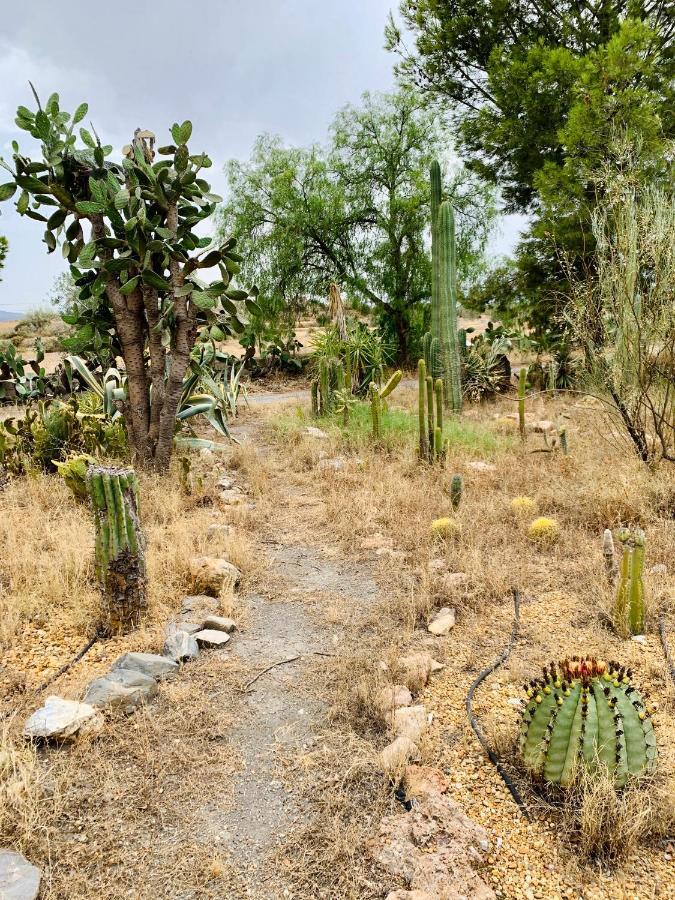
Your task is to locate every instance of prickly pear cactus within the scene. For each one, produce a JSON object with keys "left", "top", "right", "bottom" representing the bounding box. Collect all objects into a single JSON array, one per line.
[
  {"left": 519, "top": 657, "right": 657, "bottom": 789},
  {"left": 88, "top": 465, "right": 147, "bottom": 635}
]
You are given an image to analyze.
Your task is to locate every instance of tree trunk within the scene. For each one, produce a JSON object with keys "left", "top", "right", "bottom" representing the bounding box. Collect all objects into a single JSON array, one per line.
[{"left": 88, "top": 465, "right": 147, "bottom": 635}]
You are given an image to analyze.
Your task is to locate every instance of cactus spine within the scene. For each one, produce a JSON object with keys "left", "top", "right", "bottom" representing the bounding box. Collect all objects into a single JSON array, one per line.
[
  {"left": 519, "top": 657, "right": 657, "bottom": 789},
  {"left": 450, "top": 474, "right": 463, "bottom": 510},
  {"left": 438, "top": 200, "right": 462, "bottom": 412},
  {"left": 518, "top": 366, "right": 527, "bottom": 440},
  {"left": 88, "top": 465, "right": 146, "bottom": 635}
]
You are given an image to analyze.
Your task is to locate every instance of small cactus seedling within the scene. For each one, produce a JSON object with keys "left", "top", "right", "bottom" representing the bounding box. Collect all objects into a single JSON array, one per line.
[
  {"left": 450, "top": 474, "right": 463, "bottom": 510},
  {"left": 518, "top": 366, "right": 527, "bottom": 440},
  {"left": 602, "top": 529, "right": 617, "bottom": 582},
  {"left": 430, "top": 517, "right": 461, "bottom": 541},
  {"left": 519, "top": 657, "right": 657, "bottom": 789},
  {"left": 528, "top": 517, "right": 560, "bottom": 544}
]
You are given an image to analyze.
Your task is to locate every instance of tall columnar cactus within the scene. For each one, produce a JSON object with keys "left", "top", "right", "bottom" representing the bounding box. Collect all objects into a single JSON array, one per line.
[
  {"left": 518, "top": 366, "right": 527, "bottom": 440},
  {"left": 430, "top": 160, "right": 442, "bottom": 345},
  {"left": 558, "top": 427, "right": 568, "bottom": 455},
  {"left": 311, "top": 380, "right": 319, "bottom": 418},
  {"left": 369, "top": 383, "right": 381, "bottom": 441},
  {"left": 602, "top": 528, "right": 617, "bottom": 582},
  {"left": 418, "top": 359, "right": 429, "bottom": 461},
  {"left": 87, "top": 465, "right": 147, "bottom": 635},
  {"left": 426, "top": 375, "right": 434, "bottom": 450},
  {"left": 423, "top": 332, "right": 441, "bottom": 379},
  {"left": 629, "top": 529, "right": 646, "bottom": 636},
  {"left": 450, "top": 474, "right": 463, "bottom": 510},
  {"left": 438, "top": 200, "right": 462, "bottom": 412},
  {"left": 319, "top": 358, "right": 331, "bottom": 416},
  {"left": 519, "top": 657, "right": 657, "bottom": 789},
  {"left": 434, "top": 378, "right": 443, "bottom": 436},
  {"left": 614, "top": 531, "right": 632, "bottom": 638}
]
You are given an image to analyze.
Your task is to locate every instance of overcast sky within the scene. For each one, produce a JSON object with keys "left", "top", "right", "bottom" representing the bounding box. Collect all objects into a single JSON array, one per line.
[{"left": 0, "top": 0, "right": 524, "bottom": 315}]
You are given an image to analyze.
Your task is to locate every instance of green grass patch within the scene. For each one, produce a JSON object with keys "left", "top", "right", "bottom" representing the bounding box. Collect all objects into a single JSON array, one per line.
[{"left": 269, "top": 399, "right": 515, "bottom": 457}]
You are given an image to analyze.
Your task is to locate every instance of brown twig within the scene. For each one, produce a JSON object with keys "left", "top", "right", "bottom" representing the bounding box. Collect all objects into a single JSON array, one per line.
[{"left": 242, "top": 655, "right": 300, "bottom": 692}]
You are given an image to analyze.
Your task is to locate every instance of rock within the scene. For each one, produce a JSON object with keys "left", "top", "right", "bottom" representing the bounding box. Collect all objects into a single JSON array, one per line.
[
  {"left": 439, "top": 573, "right": 467, "bottom": 591},
  {"left": 507, "top": 697, "right": 523, "bottom": 708},
  {"left": 531, "top": 419, "right": 554, "bottom": 433},
  {"left": 0, "top": 850, "right": 41, "bottom": 900},
  {"left": 202, "top": 614, "right": 237, "bottom": 633},
  {"left": 189, "top": 556, "right": 241, "bottom": 596},
  {"left": 427, "top": 607, "right": 456, "bottom": 636},
  {"left": 318, "top": 457, "right": 346, "bottom": 471},
  {"left": 385, "top": 892, "right": 435, "bottom": 900},
  {"left": 467, "top": 461, "right": 496, "bottom": 473},
  {"left": 217, "top": 475, "right": 235, "bottom": 490},
  {"left": 360, "top": 533, "right": 394, "bottom": 551},
  {"left": 194, "top": 629, "right": 231, "bottom": 649},
  {"left": 631, "top": 634, "right": 647, "bottom": 645},
  {"left": 218, "top": 489, "right": 244, "bottom": 506},
  {"left": 371, "top": 792, "right": 495, "bottom": 900},
  {"left": 394, "top": 705, "right": 428, "bottom": 743},
  {"left": 83, "top": 669, "right": 158, "bottom": 713},
  {"left": 162, "top": 628, "right": 200, "bottom": 663},
  {"left": 375, "top": 547, "right": 405, "bottom": 559},
  {"left": 404, "top": 765, "right": 450, "bottom": 800},
  {"left": 398, "top": 652, "right": 444, "bottom": 693},
  {"left": 650, "top": 564, "right": 667, "bottom": 575},
  {"left": 379, "top": 736, "right": 419, "bottom": 775},
  {"left": 23, "top": 696, "right": 103, "bottom": 742},
  {"left": 304, "top": 426, "right": 328, "bottom": 438},
  {"left": 376, "top": 684, "right": 413, "bottom": 718},
  {"left": 181, "top": 594, "right": 220, "bottom": 616},
  {"left": 112, "top": 652, "right": 179, "bottom": 680},
  {"left": 428, "top": 559, "right": 445, "bottom": 572},
  {"left": 175, "top": 621, "right": 202, "bottom": 635},
  {"left": 207, "top": 523, "right": 234, "bottom": 541}
]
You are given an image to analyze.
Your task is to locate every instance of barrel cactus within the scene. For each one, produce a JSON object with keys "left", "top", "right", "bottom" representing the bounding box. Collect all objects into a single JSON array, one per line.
[
  {"left": 519, "top": 657, "right": 657, "bottom": 789},
  {"left": 511, "top": 495, "right": 536, "bottom": 516},
  {"left": 528, "top": 516, "right": 560, "bottom": 544},
  {"left": 430, "top": 517, "right": 461, "bottom": 541}
]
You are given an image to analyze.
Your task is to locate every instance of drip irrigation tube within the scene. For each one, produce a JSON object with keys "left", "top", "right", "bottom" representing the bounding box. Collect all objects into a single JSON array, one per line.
[{"left": 465, "top": 588, "right": 531, "bottom": 821}]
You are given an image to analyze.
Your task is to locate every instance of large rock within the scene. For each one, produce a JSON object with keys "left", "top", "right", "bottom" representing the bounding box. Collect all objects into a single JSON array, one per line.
[
  {"left": 304, "top": 426, "right": 328, "bottom": 439},
  {"left": 181, "top": 594, "right": 220, "bottom": 617},
  {"left": 398, "top": 653, "right": 444, "bottom": 694},
  {"left": 0, "top": 850, "right": 41, "bottom": 900},
  {"left": 404, "top": 765, "right": 450, "bottom": 801},
  {"left": 194, "top": 629, "right": 231, "bottom": 649},
  {"left": 188, "top": 557, "right": 241, "bottom": 596},
  {"left": 162, "top": 628, "right": 200, "bottom": 663},
  {"left": 83, "top": 669, "right": 158, "bottom": 713},
  {"left": 376, "top": 684, "right": 413, "bottom": 719},
  {"left": 393, "top": 706, "right": 428, "bottom": 743},
  {"left": 371, "top": 792, "right": 495, "bottom": 899},
  {"left": 174, "top": 621, "right": 202, "bottom": 635},
  {"left": 427, "top": 607, "right": 456, "bottom": 636},
  {"left": 202, "top": 615, "right": 237, "bottom": 634},
  {"left": 112, "top": 652, "right": 178, "bottom": 680},
  {"left": 379, "top": 736, "right": 419, "bottom": 775},
  {"left": 23, "top": 696, "right": 103, "bottom": 742},
  {"left": 207, "top": 523, "right": 234, "bottom": 541}
]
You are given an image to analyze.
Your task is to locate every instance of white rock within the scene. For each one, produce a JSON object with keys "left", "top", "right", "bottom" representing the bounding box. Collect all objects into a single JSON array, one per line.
[
  {"left": 23, "top": 696, "right": 103, "bottom": 742},
  {"left": 83, "top": 669, "right": 158, "bottom": 713},
  {"left": 194, "top": 629, "right": 231, "bottom": 649},
  {"left": 202, "top": 615, "right": 237, "bottom": 633},
  {"left": 318, "top": 457, "right": 346, "bottom": 471},
  {"left": 649, "top": 564, "right": 667, "bottom": 575},
  {"left": 427, "top": 607, "right": 456, "bottom": 636},
  {"left": 163, "top": 629, "right": 200, "bottom": 663},
  {"left": 468, "top": 461, "right": 496, "bottom": 472},
  {"left": 631, "top": 635, "right": 647, "bottom": 645},
  {"left": 218, "top": 489, "right": 245, "bottom": 506},
  {"left": 379, "top": 735, "right": 419, "bottom": 774},
  {"left": 217, "top": 475, "right": 235, "bottom": 490},
  {"left": 304, "top": 426, "right": 328, "bottom": 439},
  {"left": 207, "top": 523, "right": 234, "bottom": 540},
  {"left": 174, "top": 621, "right": 202, "bottom": 635},
  {"left": 428, "top": 558, "right": 445, "bottom": 572},
  {"left": 393, "top": 705, "right": 428, "bottom": 743},
  {"left": 112, "top": 652, "right": 179, "bottom": 680},
  {"left": 189, "top": 556, "right": 242, "bottom": 595},
  {"left": 181, "top": 594, "right": 220, "bottom": 614},
  {"left": 531, "top": 419, "right": 555, "bottom": 433},
  {"left": 440, "top": 572, "right": 467, "bottom": 590},
  {"left": 398, "top": 652, "right": 444, "bottom": 693},
  {"left": 376, "top": 684, "right": 413, "bottom": 717},
  {"left": 0, "top": 850, "right": 41, "bottom": 900},
  {"left": 360, "top": 533, "right": 393, "bottom": 550},
  {"left": 507, "top": 697, "right": 523, "bottom": 708}
]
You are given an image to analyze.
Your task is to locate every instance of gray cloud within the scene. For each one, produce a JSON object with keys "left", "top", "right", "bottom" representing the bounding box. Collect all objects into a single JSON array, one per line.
[{"left": 0, "top": 0, "right": 522, "bottom": 314}]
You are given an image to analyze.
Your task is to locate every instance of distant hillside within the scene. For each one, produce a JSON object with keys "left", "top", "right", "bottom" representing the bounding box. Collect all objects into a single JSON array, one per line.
[{"left": 0, "top": 310, "right": 22, "bottom": 322}]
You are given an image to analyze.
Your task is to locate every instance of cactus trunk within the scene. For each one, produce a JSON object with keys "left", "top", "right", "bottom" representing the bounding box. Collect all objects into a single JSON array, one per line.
[
  {"left": 370, "top": 383, "right": 381, "bottom": 441},
  {"left": 426, "top": 375, "right": 434, "bottom": 450},
  {"left": 418, "top": 359, "right": 429, "bottom": 462},
  {"left": 614, "top": 543, "right": 631, "bottom": 638},
  {"left": 311, "top": 380, "right": 319, "bottom": 417},
  {"left": 629, "top": 531, "right": 645, "bottom": 635},
  {"left": 438, "top": 201, "right": 462, "bottom": 412},
  {"left": 430, "top": 160, "right": 442, "bottom": 344},
  {"left": 88, "top": 465, "right": 147, "bottom": 635},
  {"left": 518, "top": 367, "right": 527, "bottom": 440}
]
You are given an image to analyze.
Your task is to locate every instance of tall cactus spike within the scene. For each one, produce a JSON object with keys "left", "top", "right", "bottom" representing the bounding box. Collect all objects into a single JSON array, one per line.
[
  {"left": 450, "top": 474, "right": 463, "bottom": 510},
  {"left": 434, "top": 378, "right": 443, "bottom": 436},
  {"left": 380, "top": 369, "right": 403, "bottom": 400},
  {"left": 418, "top": 359, "right": 429, "bottom": 462},
  {"left": 426, "top": 375, "right": 434, "bottom": 450},
  {"left": 423, "top": 331, "right": 433, "bottom": 376},
  {"left": 602, "top": 529, "right": 617, "bottom": 582},
  {"left": 518, "top": 366, "right": 527, "bottom": 440},
  {"left": 519, "top": 656, "right": 657, "bottom": 789},
  {"left": 87, "top": 465, "right": 147, "bottom": 636},
  {"left": 629, "top": 529, "right": 646, "bottom": 636},
  {"left": 369, "top": 382, "right": 381, "bottom": 441},
  {"left": 438, "top": 200, "right": 462, "bottom": 412}
]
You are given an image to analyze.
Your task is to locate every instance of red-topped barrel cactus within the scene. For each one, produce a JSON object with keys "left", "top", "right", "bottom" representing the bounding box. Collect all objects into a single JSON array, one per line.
[{"left": 519, "top": 656, "right": 657, "bottom": 789}]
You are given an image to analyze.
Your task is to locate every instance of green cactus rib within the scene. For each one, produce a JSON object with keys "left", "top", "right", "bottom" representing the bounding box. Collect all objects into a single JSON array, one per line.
[
  {"left": 520, "top": 657, "right": 656, "bottom": 789},
  {"left": 438, "top": 200, "right": 462, "bottom": 412},
  {"left": 418, "top": 359, "right": 429, "bottom": 461},
  {"left": 559, "top": 427, "right": 568, "bottom": 455},
  {"left": 434, "top": 426, "right": 443, "bottom": 460}
]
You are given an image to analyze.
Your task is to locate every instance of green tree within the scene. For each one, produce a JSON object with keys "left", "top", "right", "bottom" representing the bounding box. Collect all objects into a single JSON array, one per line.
[
  {"left": 0, "top": 88, "right": 255, "bottom": 470},
  {"left": 218, "top": 90, "right": 496, "bottom": 362},
  {"left": 388, "top": 5, "right": 673, "bottom": 337}
]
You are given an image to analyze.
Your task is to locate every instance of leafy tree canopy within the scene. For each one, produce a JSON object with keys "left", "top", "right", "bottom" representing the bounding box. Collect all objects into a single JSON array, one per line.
[{"left": 218, "top": 89, "right": 496, "bottom": 362}]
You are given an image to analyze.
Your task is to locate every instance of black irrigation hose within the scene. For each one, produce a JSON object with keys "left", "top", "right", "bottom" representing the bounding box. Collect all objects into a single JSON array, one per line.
[
  {"left": 659, "top": 612, "right": 675, "bottom": 687},
  {"left": 465, "top": 588, "right": 531, "bottom": 821},
  {"left": 1, "top": 633, "right": 100, "bottom": 723}
]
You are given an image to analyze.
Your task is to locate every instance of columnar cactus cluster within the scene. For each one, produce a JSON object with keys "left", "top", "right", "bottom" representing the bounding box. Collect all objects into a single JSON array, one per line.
[
  {"left": 424, "top": 160, "right": 462, "bottom": 412},
  {"left": 418, "top": 359, "right": 446, "bottom": 463},
  {"left": 614, "top": 528, "right": 646, "bottom": 637},
  {"left": 87, "top": 465, "right": 147, "bottom": 635},
  {"left": 519, "top": 657, "right": 657, "bottom": 789}
]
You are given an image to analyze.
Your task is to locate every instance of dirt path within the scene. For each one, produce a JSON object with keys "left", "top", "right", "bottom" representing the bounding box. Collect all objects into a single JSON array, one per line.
[{"left": 205, "top": 420, "right": 381, "bottom": 897}]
